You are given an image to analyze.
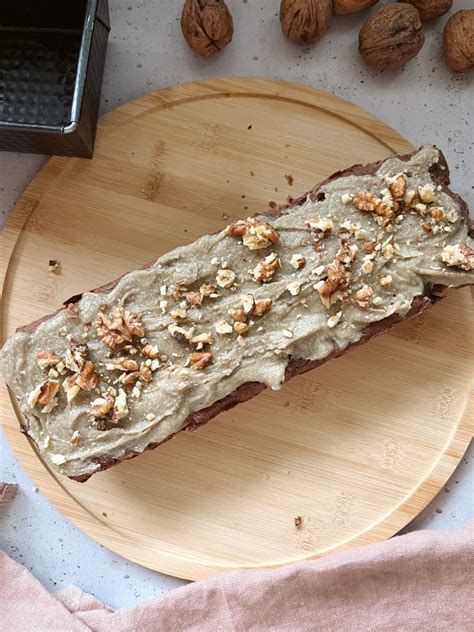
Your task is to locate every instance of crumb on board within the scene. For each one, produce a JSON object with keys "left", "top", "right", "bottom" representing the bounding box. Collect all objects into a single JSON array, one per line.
[
  {"left": 48, "top": 259, "right": 60, "bottom": 274},
  {"left": 102, "top": 511, "right": 108, "bottom": 517},
  {"left": 285, "top": 174, "right": 294, "bottom": 186},
  {"left": 294, "top": 515, "right": 303, "bottom": 528},
  {"left": 222, "top": 212, "right": 229, "bottom": 220},
  {"left": 269, "top": 201, "right": 278, "bottom": 210}
]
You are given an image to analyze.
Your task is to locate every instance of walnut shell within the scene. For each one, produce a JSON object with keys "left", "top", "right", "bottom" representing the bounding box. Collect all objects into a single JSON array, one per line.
[
  {"left": 359, "top": 3, "right": 425, "bottom": 70},
  {"left": 399, "top": 0, "right": 452, "bottom": 20},
  {"left": 334, "top": 0, "right": 379, "bottom": 15},
  {"left": 181, "top": 0, "right": 233, "bottom": 57},
  {"left": 443, "top": 10, "right": 474, "bottom": 72},
  {"left": 280, "top": 0, "right": 332, "bottom": 46}
]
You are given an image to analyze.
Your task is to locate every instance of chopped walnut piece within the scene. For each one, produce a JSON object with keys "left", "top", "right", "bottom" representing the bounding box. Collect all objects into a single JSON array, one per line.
[
  {"left": 64, "top": 343, "right": 88, "bottom": 372},
  {"left": 38, "top": 380, "right": 60, "bottom": 405},
  {"left": 110, "top": 388, "right": 129, "bottom": 424},
  {"left": 215, "top": 320, "right": 233, "bottom": 335},
  {"left": 418, "top": 183, "right": 437, "bottom": 203},
  {"left": 252, "top": 298, "right": 272, "bottom": 317},
  {"left": 327, "top": 311, "right": 342, "bottom": 328},
  {"left": 253, "top": 253, "right": 280, "bottom": 283},
  {"left": 379, "top": 275, "right": 393, "bottom": 287},
  {"left": 446, "top": 209, "right": 458, "bottom": 224},
  {"left": 120, "top": 371, "right": 139, "bottom": 385},
  {"left": 106, "top": 358, "right": 139, "bottom": 372},
  {"left": 307, "top": 217, "right": 334, "bottom": 234},
  {"left": 336, "top": 240, "right": 358, "bottom": 265},
  {"left": 290, "top": 253, "right": 306, "bottom": 269},
  {"left": 294, "top": 515, "right": 303, "bottom": 528},
  {"left": 441, "top": 244, "right": 474, "bottom": 271},
  {"left": 35, "top": 350, "right": 61, "bottom": 371},
  {"left": 314, "top": 261, "right": 352, "bottom": 309},
  {"left": 421, "top": 222, "right": 432, "bottom": 233},
  {"left": 191, "top": 332, "right": 213, "bottom": 345},
  {"left": 234, "top": 321, "right": 249, "bottom": 336},
  {"left": 90, "top": 389, "right": 119, "bottom": 427},
  {"left": 170, "top": 306, "right": 188, "bottom": 320},
  {"left": 387, "top": 174, "right": 407, "bottom": 200},
  {"left": 200, "top": 282, "right": 218, "bottom": 297},
  {"left": 287, "top": 281, "right": 301, "bottom": 296},
  {"left": 190, "top": 351, "right": 212, "bottom": 369},
  {"left": 228, "top": 308, "right": 247, "bottom": 322},
  {"left": 414, "top": 203, "right": 427, "bottom": 215},
  {"left": 354, "top": 285, "right": 374, "bottom": 308},
  {"left": 216, "top": 268, "right": 236, "bottom": 288},
  {"left": 70, "top": 430, "right": 80, "bottom": 446},
  {"left": 48, "top": 260, "right": 60, "bottom": 274},
  {"left": 404, "top": 189, "right": 417, "bottom": 208},
  {"left": 429, "top": 207, "right": 445, "bottom": 220},
  {"left": 168, "top": 324, "right": 195, "bottom": 344},
  {"left": 241, "top": 294, "right": 255, "bottom": 314},
  {"left": 138, "top": 363, "right": 153, "bottom": 383},
  {"left": 362, "top": 241, "right": 375, "bottom": 254},
  {"left": 65, "top": 303, "right": 79, "bottom": 319},
  {"left": 226, "top": 218, "right": 280, "bottom": 250},
  {"left": 382, "top": 241, "right": 396, "bottom": 261},
  {"left": 141, "top": 344, "right": 159, "bottom": 359},
  {"left": 63, "top": 376, "right": 81, "bottom": 402},
  {"left": 353, "top": 191, "right": 377, "bottom": 213},
  {"left": 361, "top": 258, "right": 374, "bottom": 274},
  {"left": 186, "top": 291, "right": 203, "bottom": 306},
  {"left": 353, "top": 191, "right": 396, "bottom": 222},
  {"left": 95, "top": 308, "right": 144, "bottom": 349},
  {"left": 75, "top": 361, "right": 99, "bottom": 391}
]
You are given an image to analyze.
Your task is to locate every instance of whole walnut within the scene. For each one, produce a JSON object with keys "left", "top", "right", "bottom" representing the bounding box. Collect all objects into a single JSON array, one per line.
[
  {"left": 398, "top": 0, "right": 452, "bottom": 21},
  {"left": 334, "top": 0, "right": 379, "bottom": 15},
  {"left": 181, "top": 0, "right": 233, "bottom": 57},
  {"left": 280, "top": 0, "right": 333, "bottom": 45},
  {"left": 359, "top": 4, "right": 425, "bottom": 69},
  {"left": 443, "top": 10, "right": 474, "bottom": 72}
]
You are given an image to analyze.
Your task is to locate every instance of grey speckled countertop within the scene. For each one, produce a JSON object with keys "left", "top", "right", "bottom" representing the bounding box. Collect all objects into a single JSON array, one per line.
[{"left": 0, "top": 0, "right": 473, "bottom": 610}]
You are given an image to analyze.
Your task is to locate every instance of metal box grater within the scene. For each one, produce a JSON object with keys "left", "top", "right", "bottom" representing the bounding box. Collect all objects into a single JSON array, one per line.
[{"left": 0, "top": 0, "right": 110, "bottom": 158}]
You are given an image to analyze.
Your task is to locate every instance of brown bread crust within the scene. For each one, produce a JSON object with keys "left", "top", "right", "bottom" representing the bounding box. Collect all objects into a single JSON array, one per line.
[{"left": 13, "top": 148, "right": 474, "bottom": 481}]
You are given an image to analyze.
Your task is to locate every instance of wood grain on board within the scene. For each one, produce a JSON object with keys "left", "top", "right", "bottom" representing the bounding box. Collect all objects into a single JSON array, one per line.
[{"left": 1, "top": 78, "right": 472, "bottom": 580}]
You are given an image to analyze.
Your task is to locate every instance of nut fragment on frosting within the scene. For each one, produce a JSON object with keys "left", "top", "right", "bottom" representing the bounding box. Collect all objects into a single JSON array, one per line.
[
  {"left": 418, "top": 183, "right": 437, "bottom": 203},
  {"left": 95, "top": 308, "right": 144, "bottom": 349},
  {"left": 253, "top": 253, "right": 280, "bottom": 283},
  {"left": 327, "top": 311, "right": 342, "bottom": 328},
  {"left": 34, "top": 350, "right": 61, "bottom": 370},
  {"left": 215, "top": 320, "right": 233, "bottom": 335},
  {"left": 307, "top": 216, "right": 334, "bottom": 234},
  {"left": 354, "top": 285, "right": 374, "bottom": 308},
  {"left": 74, "top": 361, "right": 99, "bottom": 391},
  {"left": 216, "top": 268, "right": 236, "bottom": 288},
  {"left": 290, "top": 253, "right": 306, "bottom": 269},
  {"left": 386, "top": 173, "right": 407, "bottom": 200},
  {"left": 441, "top": 244, "right": 474, "bottom": 271},
  {"left": 252, "top": 298, "right": 272, "bottom": 316},
  {"left": 27, "top": 380, "right": 60, "bottom": 410},
  {"left": 226, "top": 218, "right": 279, "bottom": 250},
  {"left": 352, "top": 191, "right": 396, "bottom": 222},
  {"left": 234, "top": 322, "right": 249, "bottom": 336},
  {"left": 190, "top": 351, "right": 213, "bottom": 369},
  {"left": 314, "top": 261, "right": 352, "bottom": 309},
  {"left": 287, "top": 281, "right": 301, "bottom": 296}
]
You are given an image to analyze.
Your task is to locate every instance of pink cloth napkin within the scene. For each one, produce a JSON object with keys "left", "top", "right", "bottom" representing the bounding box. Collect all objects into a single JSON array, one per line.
[{"left": 0, "top": 520, "right": 472, "bottom": 632}]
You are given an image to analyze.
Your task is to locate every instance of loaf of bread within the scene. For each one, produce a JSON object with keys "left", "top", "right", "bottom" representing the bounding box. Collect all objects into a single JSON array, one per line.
[{"left": 1, "top": 146, "right": 473, "bottom": 481}]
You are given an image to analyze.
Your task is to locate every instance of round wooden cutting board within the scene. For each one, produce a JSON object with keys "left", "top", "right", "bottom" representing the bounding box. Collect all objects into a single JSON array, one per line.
[{"left": 1, "top": 78, "right": 473, "bottom": 580}]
